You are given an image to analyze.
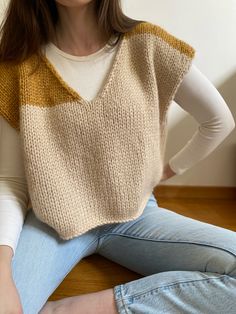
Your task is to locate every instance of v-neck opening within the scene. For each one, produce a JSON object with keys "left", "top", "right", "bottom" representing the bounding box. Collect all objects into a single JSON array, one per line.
[{"left": 40, "top": 32, "right": 126, "bottom": 105}]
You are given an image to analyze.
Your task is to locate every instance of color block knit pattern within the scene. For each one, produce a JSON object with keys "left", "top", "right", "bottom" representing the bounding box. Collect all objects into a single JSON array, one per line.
[{"left": 0, "top": 21, "right": 196, "bottom": 239}]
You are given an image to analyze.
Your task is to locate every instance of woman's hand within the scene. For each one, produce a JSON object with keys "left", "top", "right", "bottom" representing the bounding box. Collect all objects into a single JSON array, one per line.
[
  {"left": 0, "top": 262, "right": 23, "bottom": 314},
  {"left": 160, "top": 162, "right": 177, "bottom": 182}
]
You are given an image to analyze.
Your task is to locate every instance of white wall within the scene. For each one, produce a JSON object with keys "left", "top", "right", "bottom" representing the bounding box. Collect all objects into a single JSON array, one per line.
[
  {"left": 122, "top": 0, "right": 236, "bottom": 187},
  {"left": 1, "top": 0, "right": 235, "bottom": 186}
]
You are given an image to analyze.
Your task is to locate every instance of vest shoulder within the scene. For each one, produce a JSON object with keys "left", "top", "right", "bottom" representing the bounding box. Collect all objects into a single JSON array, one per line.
[
  {"left": 128, "top": 21, "right": 196, "bottom": 59},
  {"left": 0, "top": 61, "right": 20, "bottom": 131},
  {"left": 0, "top": 60, "right": 19, "bottom": 81}
]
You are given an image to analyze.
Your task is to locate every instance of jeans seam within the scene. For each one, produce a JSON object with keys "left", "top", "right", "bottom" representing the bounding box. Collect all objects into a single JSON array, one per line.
[
  {"left": 120, "top": 274, "right": 229, "bottom": 301},
  {"left": 97, "top": 232, "right": 236, "bottom": 259},
  {"left": 120, "top": 285, "right": 130, "bottom": 314}
]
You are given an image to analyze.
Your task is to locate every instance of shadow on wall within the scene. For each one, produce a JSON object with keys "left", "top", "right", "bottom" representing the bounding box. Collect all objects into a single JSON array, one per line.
[{"left": 163, "top": 71, "right": 236, "bottom": 187}]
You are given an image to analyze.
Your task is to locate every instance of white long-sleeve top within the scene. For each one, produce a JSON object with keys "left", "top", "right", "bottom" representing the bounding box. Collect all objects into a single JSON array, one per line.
[{"left": 0, "top": 39, "right": 235, "bottom": 257}]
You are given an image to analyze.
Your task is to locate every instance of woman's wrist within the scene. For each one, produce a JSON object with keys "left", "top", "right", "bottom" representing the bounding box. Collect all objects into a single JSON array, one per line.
[
  {"left": 0, "top": 245, "right": 14, "bottom": 266},
  {"left": 160, "top": 162, "right": 177, "bottom": 182}
]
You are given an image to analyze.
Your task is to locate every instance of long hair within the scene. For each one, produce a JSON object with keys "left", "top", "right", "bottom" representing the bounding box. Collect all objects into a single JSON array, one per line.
[{"left": 0, "top": 0, "right": 144, "bottom": 64}]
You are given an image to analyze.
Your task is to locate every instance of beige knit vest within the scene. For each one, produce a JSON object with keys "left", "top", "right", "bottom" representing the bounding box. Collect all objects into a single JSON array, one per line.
[{"left": 0, "top": 21, "right": 196, "bottom": 239}]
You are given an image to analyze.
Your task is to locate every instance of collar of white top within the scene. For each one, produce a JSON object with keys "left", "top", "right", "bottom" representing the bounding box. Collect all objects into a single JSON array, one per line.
[{"left": 46, "top": 34, "right": 118, "bottom": 62}]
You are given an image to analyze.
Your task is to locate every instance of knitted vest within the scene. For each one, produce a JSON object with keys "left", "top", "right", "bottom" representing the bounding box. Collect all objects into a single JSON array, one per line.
[{"left": 0, "top": 21, "right": 196, "bottom": 239}]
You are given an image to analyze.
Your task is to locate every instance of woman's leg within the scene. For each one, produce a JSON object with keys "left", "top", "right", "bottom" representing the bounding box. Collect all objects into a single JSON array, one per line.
[
  {"left": 11, "top": 208, "right": 101, "bottom": 314},
  {"left": 97, "top": 194, "right": 236, "bottom": 314}
]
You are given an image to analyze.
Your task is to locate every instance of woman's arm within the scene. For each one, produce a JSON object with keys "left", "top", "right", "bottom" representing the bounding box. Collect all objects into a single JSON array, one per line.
[
  {"left": 0, "top": 116, "right": 29, "bottom": 261},
  {"left": 163, "top": 63, "right": 235, "bottom": 179}
]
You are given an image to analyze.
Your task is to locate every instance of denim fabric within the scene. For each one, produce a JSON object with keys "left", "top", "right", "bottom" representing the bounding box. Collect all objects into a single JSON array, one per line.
[{"left": 11, "top": 193, "right": 236, "bottom": 314}]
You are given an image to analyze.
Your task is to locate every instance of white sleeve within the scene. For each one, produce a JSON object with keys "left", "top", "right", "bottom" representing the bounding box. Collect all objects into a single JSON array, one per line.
[
  {"left": 169, "top": 63, "right": 235, "bottom": 175},
  {"left": 0, "top": 115, "right": 29, "bottom": 257}
]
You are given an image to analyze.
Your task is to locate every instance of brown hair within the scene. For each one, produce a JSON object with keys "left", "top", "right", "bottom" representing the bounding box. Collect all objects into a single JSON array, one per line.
[{"left": 0, "top": 0, "right": 144, "bottom": 64}]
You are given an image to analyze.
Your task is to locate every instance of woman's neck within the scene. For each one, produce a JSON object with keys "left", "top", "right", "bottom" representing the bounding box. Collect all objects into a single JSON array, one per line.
[{"left": 54, "top": 2, "right": 109, "bottom": 56}]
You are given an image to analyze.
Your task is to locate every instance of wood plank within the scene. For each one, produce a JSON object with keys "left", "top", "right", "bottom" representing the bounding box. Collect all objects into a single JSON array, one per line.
[{"left": 154, "top": 185, "right": 236, "bottom": 199}]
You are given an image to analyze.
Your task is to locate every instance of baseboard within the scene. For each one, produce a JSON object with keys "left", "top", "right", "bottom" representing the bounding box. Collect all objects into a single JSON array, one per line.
[{"left": 154, "top": 185, "right": 236, "bottom": 200}]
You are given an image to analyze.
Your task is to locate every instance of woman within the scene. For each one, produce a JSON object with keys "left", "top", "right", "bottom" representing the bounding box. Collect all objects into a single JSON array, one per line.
[{"left": 0, "top": 0, "right": 235, "bottom": 313}]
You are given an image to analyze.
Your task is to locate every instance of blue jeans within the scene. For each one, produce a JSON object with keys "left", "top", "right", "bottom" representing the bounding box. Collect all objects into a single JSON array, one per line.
[{"left": 11, "top": 193, "right": 236, "bottom": 314}]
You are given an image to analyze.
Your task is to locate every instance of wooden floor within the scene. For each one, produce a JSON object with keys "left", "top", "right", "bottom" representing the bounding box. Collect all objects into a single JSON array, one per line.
[{"left": 49, "top": 197, "right": 236, "bottom": 301}]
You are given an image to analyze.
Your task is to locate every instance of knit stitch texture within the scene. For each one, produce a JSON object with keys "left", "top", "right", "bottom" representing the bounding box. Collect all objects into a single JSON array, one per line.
[{"left": 0, "top": 21, "right": 196, "bottom": 239}]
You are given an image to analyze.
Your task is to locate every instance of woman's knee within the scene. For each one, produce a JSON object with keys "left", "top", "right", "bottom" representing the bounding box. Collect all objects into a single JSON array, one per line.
[{"left": 204, "top": 248, "right": 236, "bottom": 277}]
